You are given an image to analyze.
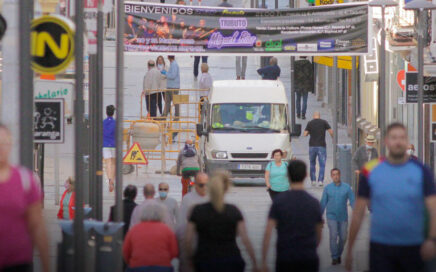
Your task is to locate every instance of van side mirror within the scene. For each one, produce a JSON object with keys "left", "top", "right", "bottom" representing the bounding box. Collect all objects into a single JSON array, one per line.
[
  {"left": 196, "top": 123, "right": 207, "bottom": 136},
  {"left": 290, "top": 124, "right": 302, "bottom": 138}
]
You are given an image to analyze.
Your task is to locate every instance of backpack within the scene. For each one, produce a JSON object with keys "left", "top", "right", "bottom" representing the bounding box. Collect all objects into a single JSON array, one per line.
[{"left": 183, "top": 144, "right": 197, "bottom": 157}]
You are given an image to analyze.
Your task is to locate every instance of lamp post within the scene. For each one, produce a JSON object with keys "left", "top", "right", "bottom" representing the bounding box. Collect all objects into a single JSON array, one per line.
[
  {"left": 405, "top": 0, "right": 436, "bottom": 161},
  {"left": 368, "top": 0, "right": 398, "bottom": 157}
]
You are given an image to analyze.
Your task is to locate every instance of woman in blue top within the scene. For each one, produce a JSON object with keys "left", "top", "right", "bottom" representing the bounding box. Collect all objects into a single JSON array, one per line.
[{"left": 265, "top": 149, "right": 289, "bottom": 200}]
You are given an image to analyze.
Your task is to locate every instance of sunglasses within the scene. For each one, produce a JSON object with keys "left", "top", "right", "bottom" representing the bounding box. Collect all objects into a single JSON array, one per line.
[
  {"left": 159, "top": 188, "right": 168, "bottom": 191},
  {"left": 197, "top": 183, "right": 206, "bottom": 188}
]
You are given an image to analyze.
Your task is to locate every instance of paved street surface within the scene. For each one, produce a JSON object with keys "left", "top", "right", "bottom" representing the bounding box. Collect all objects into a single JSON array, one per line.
[{"left": 35, "top": 40, "right": 370, "bottom": 272}]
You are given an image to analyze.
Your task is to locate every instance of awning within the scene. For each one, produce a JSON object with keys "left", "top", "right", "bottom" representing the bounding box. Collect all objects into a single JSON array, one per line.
[{"left": 313, "top": 56, "right": 359, "bottom": 70}]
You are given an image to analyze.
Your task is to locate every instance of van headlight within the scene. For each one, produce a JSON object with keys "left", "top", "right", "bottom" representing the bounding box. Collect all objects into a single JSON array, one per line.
[{"left": 212, "top": 151, "right": 228, "bottom": 159}]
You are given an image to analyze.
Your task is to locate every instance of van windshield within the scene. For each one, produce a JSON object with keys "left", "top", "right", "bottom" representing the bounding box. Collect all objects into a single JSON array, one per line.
[{"left": 211, "top": 103, "right": 287, "bottom": 133}]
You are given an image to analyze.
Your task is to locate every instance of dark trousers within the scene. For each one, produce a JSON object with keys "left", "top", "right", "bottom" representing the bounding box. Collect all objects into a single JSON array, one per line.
[
  {"left": 145, "top": 93, "right": 163, "bottom": 117},
  {"left": 194, "top": 56, "right": 208, "bottom": 77},
  {"left": 268, "top": 189, "right": 283, "bottom": 200},
  {"left": 2, "top": 263, "right": 33, "bottom": 272},
  {"left": 370, "top": 242, "right": 424, "bottom": 272},
  {"left": 296, "top": 91, "right": 308, "bottom": 116},
  {"left": 195, "top": 256, "right": 245, "bottom": 272},
  {"left": 276, "top": 258, "right": 319, "bottom": 272}
]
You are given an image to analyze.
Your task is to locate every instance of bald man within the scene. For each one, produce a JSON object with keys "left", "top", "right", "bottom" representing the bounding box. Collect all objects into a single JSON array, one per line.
[
  {"left": 156, "top": 182, "right": 179, "bottom": 225},
  {"left": 129, "top": 183, "right": 174, "bottom": 229},
  {"left": 177, "top": 139, "right": 201, "bottom": 197},
  {"left": 304, "top": 112, "right": 333, "bottom": 187}
]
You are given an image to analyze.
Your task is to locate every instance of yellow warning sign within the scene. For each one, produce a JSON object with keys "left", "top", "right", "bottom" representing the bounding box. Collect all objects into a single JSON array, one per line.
[{"left": 123, "top": 142, "right": 148, "bottom": 165}]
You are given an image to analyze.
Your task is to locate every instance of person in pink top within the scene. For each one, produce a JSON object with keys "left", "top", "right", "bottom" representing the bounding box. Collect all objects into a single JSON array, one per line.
[
  {"left": 123, "top": 202, "right": 178, "bottom": 271},
  {"left": 0, "top": 124, "right": 50, "bottom": 272}
]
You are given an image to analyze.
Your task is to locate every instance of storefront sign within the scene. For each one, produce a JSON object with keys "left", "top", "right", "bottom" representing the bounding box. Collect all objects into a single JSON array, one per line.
[
  {"left": 405, "top": 72, "right": 436, "bottom": 103},
  {"left": 124, "top": 2, "right": 369, "bottom": 55},
  {"left": 34, "top": 80, "right": 74, "bottom": 116},
  {"left": 31, "top": 16, "right": 75, "bottom": 74},
  {"left": 34, "top": 99, "right": 65, "bottom": 143}
]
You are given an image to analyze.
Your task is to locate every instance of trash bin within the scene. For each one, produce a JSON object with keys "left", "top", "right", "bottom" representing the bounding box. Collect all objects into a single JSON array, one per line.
[
  {"left": 93, "top": 222, "right": 124, "bottom": 272},
  {"left": 57, "top": 220, "right": 96, "bottom": 272},
  {"left": 337, "top": 144, "right": 352, "bottom": 187}
]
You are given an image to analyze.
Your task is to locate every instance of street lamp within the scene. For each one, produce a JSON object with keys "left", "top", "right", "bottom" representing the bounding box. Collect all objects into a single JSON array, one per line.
[
  {"left": 368, "top": 0, "right": 398, "bottom": 157},
  {"left": 405, "top": 0, "right": 436, "bottom": 161}
]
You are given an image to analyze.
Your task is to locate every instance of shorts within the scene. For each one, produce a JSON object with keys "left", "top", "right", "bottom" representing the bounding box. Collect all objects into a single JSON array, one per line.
[{"left": 103, "top": 147, "right": 116, "bottom": 159}]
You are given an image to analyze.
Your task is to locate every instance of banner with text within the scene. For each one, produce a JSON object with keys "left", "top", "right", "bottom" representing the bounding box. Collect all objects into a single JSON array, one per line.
[{"left": 124, "top": 2, "right": 369, "bottom": 55}]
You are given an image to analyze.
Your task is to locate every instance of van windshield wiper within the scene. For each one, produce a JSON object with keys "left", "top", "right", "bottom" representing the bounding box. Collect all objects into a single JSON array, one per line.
[
  {"left": 213, "top": 126, "right": 242, "bottom": 131},
  {"left": 243, "top": 125, "right": 281, "bottom": 132}
]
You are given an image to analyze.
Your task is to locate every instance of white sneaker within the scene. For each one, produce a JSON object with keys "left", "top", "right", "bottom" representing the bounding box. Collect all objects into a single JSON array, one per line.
[
  {"left": 318, "top": 181, "right": 324, "bottom": 187},
  {"left": 311, "top": 181, "right": 316, "bottom": 187}
]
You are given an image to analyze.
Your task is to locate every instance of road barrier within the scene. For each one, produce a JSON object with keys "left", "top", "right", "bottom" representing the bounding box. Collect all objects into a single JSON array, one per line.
[{"left": 122, "top": 89, "right": 207, "bottom": 174}]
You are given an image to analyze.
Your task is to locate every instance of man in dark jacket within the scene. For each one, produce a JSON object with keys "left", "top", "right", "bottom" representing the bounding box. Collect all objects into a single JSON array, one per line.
[
  {"left": 109, "top": 185, "right": 138, "bottom": 236},
  {"left": 352, "top": 134, "right": 379, "bottom": 174},
  {"left": 294, "top": 57, "right": 314, "bottom": 119},
  {"left": 257, "top": 57, "right": 280, "bottom": 80}
]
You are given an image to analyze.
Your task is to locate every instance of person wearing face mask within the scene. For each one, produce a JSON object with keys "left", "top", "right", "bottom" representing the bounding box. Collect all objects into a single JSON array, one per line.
[
  {"left": 352, "top": 134, "right": 379, "bottom": 175},
  {"left": 177, "top": 139, "right": 201, "bottom": 197},
  {"left": 58, "top": 177, "right": 76, "bottom": 220},
  {"left": 156, "top": 182, "right": 179, "bottom": 226}
]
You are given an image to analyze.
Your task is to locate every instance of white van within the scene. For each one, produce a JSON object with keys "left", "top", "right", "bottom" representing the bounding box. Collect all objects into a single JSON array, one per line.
[{"left": 196, "top": 80, "right": 301, "bottom": 178}]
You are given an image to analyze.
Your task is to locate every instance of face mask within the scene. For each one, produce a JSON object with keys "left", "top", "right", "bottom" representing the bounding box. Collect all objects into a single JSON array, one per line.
[
  {"left": 64, "top": 182, "right": 70, "bottom": 190},
  {"left": 158, "top": 64, "right": 164, "bottom": 70},
  {"left": 407, "top": 149, "right": 414, "bottom": 155},
  {"left": 159, "top": 191, "right": 168, "bottom": 198},
  {"left": 366, "top": 145, "right": 373, "bottom": 149}
]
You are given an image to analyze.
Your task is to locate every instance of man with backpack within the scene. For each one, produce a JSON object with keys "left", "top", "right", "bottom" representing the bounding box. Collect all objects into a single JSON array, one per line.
[{"left": 177, "top": 139, "right": 201, "bottom": 197}]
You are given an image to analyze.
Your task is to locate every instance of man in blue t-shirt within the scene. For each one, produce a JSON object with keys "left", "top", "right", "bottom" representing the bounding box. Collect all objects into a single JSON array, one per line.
[
  {"left": 262, "top": 160, "right": 323, "bottom": 272},
  {"left": 346, "top": 123, "right": 436, "bottom": 272},
  {"left": 103, "top": 105, "right": 116, "bottom": 192}
]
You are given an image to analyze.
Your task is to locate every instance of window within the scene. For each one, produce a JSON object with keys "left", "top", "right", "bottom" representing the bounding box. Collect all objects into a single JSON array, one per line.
[{"left": 210, "top": 103, "right": 287, "bottom": 133}]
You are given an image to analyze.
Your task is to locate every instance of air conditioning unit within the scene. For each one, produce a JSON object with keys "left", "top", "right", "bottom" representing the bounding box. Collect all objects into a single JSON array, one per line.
[{"left": 364, "top": 37, "right": 378, "bottom": 82}]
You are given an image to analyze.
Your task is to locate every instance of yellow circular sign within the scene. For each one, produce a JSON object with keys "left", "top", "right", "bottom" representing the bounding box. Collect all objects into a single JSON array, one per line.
[{"left": 31, "top": 16, "right": 75, "bottom": 74}]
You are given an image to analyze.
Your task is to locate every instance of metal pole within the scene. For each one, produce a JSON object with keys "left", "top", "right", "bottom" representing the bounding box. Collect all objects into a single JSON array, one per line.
[
  {"left": 351, "top": 56, "right": 357, "bottom": 156},
  {"left": 379, "top": 7, "right": 386, "bottom": 156},
  {"left": 18, "top": 0, "right": 33, "bottom": 170},
  {"left": 114, "top": 0, "right": 125, "bottom": 269},
  {"left": 333, "top": 57, "right": 338, "bottom": 168},
  {"left": 351, "top": 56, "right": 357, "bottom": 190},
  {"left": 290, "top": 0, "right": 296, "bottom": 131},
  {"left": 96, "top": 0, "right": 104, "bottom": 221},
  {"left": 89, "top": 54, "right": 96, "bottom": 216},
  {"left": 73, "top": 0, "right": 86, "bottom": 269},
  {"left": 115, "top": 0, "right": 125, "bottom": 225},
  {"left": 417, "top": 9, "right": 424, "bottom": 160}
]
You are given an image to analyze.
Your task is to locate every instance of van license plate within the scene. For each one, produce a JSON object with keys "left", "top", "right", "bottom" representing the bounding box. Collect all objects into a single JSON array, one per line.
[{"left": 238, "top": 164, "right": 262, "bottom": 170}]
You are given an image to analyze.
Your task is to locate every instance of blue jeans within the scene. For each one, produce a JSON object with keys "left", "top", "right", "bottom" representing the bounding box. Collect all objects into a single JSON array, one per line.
[
  {"left": 309, "top": 146, "right": 327, "bottom": 182},
  {"left": 328, "top": 220, "right": 348, "bottom": 259},
  {"left": 296, "top": 91, "right": 308, "bottom": 116}
]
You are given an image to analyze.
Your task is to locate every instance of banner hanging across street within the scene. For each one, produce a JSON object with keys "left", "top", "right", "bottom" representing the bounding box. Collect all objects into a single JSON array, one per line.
[{"left": 123, "top": 2, "right": 370, "bottom": 55}]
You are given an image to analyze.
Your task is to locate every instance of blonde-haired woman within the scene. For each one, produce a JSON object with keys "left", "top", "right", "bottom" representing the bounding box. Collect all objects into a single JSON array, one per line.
[{"left": 185, "top": 171, "right": 259, "bottom": 272}]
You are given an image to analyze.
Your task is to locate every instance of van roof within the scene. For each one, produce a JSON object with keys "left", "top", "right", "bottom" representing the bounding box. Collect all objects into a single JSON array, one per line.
[{"left": 209, "top": 80, "right": 288, "bottom": 104}]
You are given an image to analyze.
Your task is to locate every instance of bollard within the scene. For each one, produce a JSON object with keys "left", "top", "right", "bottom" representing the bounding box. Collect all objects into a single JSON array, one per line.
[
  {"left": 57, "top": 220, "right": 96, "bottom": 272},
  {"left": 93, "top": 222, "right": 125, "bottom": 272},
  {"left": 337, "top": 144, "right": 352, "bottom": 187}
]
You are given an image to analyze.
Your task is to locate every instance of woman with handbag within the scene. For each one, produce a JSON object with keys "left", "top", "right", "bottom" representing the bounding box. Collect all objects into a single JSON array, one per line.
[{"left": 265, "top": 149, "right": 289, "bottom": 200}]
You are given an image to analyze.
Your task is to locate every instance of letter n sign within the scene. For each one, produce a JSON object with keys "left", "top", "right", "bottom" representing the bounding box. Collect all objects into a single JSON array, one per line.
[{"left": 31, "top": 16, "right": 75, "bottom": 74}]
